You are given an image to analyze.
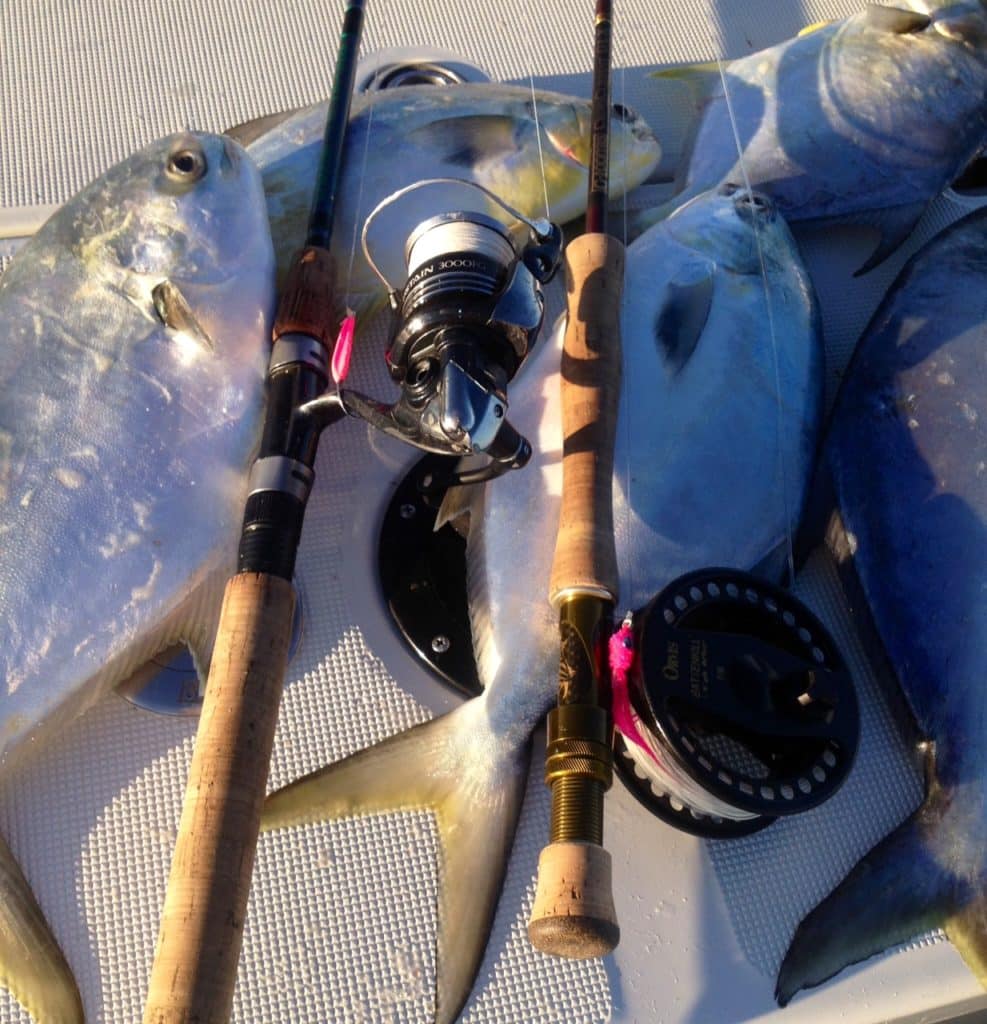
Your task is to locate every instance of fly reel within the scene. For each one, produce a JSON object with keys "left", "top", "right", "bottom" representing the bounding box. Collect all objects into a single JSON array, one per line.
[{"left": 613, "top": 568, "right": 859, "bottom": 838}]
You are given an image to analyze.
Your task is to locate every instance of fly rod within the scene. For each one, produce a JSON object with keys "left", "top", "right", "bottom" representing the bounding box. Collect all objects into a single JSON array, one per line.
[
  {"left": 143, "top": 2, "right": 366, "bottom": 1019},
  {"left": 528, "top": 0, "right": 622, "bottom": 958}
]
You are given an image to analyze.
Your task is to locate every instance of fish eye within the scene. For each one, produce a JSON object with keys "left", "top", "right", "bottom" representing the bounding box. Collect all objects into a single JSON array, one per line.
[
  {"left": 166, "top": 146, "right": 208, "bottom": 183},
  {"left": 612, "top": 103, "right": 634, "bottom": 123}
]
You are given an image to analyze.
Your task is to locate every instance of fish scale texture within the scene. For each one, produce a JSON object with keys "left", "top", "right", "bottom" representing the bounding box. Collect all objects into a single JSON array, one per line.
[{"left": 2, "top": 0, "right": 987, "bottom": 1022}]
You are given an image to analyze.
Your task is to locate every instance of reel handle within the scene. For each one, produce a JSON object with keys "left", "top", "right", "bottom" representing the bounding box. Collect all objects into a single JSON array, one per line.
[{"left": 529, "top": 233, "right": 624, "bottom": 959}]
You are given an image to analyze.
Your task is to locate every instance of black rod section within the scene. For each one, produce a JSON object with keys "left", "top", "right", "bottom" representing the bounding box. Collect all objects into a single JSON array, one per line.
[
  {"left": 586, "top": 0, "right": 613, "bottom": 235},
  {"left": 237, "top": 0, "right": 367, "bottom": 580},
  {"left": 307, "top": 0, "right": 367, "bottom": 249}
]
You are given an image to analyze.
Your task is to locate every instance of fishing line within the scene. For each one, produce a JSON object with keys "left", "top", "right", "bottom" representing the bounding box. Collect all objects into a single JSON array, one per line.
[
  {"left": 715, "top": 56, "right": 795, "bottom": 586},
  {"left": 613, "top": 56, "right": 819, "bottom": 835},
  {"left": 616, "top": 40, "right": 636, "bottom": 621},
  {"left": 529, "top": 73, "right": 552, "bottom": 222},
  {"left": 344, "top": 49, "right": 379, "bottom": 315}
]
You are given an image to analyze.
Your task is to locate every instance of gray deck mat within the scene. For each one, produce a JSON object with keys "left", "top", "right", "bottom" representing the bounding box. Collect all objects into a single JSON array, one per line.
[{"left": 2, "top": 1, "right": 986, "bottom": 1022}]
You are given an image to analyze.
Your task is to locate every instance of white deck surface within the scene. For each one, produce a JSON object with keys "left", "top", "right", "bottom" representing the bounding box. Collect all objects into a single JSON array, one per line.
[{"left": 2, "top": 1, "right": 986, "bottom": 1022}]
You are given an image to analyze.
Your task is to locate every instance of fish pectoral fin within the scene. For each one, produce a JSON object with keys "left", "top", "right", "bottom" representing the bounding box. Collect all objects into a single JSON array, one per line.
[
  {"left": 151, "top": 279, "right": 215, "bottom": 350},
  {"left": 860, "top": 5, "right": 932, "bottom": 34},
  {"left": 262, "top": 702, "right": 531, "bottom": 1024},
  {"left": 405, "top": 115, "right": 525, "bottom": 167},
  {"left": 776, "top": 790, "right": 958, "bottom": 1006},
  {"left": 852, "top": 201, "right": 928, "bottom": 276},
  {"left": 654, "top": 260, "right": 715, "bottom": 373},
  {"left": 0, "top": 834, "right": 84, "bottom": 1023}
]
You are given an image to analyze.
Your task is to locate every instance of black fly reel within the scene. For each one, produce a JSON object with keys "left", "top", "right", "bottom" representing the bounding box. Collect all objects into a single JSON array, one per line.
[{"left": 613, "top": 568, "right": 859, "bottom": 839}]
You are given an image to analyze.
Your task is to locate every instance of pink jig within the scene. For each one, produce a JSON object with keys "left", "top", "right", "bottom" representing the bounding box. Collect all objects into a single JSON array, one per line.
[
  {"left": 331, "top": 312, "right": 356, "bottom": 385},
  {"left": 609, "top": 616, "right": 653, "bottom": 755}
]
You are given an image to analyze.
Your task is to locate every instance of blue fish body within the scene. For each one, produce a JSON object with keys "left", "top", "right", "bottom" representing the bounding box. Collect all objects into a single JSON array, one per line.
[
  {"left": 644, "top": 2, "right": 987, "bottom": 270},
  {"left": 779, "top": 204, "right": 987, "bottom": 1002}
]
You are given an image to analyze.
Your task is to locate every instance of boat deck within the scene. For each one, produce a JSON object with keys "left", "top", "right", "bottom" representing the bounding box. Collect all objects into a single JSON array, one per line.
[{"left": 1, "top": 1, "right": 985, "bottom": 1021}]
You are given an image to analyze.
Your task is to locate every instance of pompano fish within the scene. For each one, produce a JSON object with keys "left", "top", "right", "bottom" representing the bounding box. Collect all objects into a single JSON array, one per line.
[
  {"left": 639, "top": 1, "right": 987, "bottom": 271},
  {"left": 778, "top": 205, "right": 987, "bottom": 1003},
  {"left": 0, "top": 133, "right": 274, "bottom": 1021},
  {"left": 261, "top": 185, "right": 823, "bottom": 1023},
  {"left": 233, "top": 83, "right": 660, "bottom": 311}
]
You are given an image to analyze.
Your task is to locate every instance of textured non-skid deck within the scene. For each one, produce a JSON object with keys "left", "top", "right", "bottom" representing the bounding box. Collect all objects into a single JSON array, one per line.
[{"left": 1, "top": 1, "right": 985, "bottom": 1021}]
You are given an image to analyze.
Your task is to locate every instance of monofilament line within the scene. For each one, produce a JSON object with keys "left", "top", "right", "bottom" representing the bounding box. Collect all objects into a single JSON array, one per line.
[
  {"left": 345, "top": 51, "right": 378, "bottom": 312},
  {"left": 529, "top": 73, "right": 552, "bottom": 221},
  {"left": 716, "top": 56, "right": 795, "bottom": 585},
  {"left": 616, "top": 42, "right": 635, "bottom": 616}
]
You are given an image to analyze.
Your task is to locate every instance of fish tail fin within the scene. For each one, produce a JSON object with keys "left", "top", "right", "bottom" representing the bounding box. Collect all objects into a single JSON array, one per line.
[
  {"left": 262, "top": 698, "right": 530, "bottom": 1024},
  {"left": 0, "top": 833, "right": 84, "bottom": 1022},
  {"left": 776, "top": 784, "right": 964, "bottom": 1005}
]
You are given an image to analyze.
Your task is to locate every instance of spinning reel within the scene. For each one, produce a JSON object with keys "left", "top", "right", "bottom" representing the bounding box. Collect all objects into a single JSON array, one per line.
[{"left": 326, "top": 179, "right": 562, "bottom": 488}]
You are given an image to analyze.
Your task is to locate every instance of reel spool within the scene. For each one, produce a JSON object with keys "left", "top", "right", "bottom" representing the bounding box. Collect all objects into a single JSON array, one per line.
[
  {"left": 355, "top": 48, "right": 491, "bottom": 92},
  {"left": 613, "top": 568, "right": 859, "bottom": 839}
]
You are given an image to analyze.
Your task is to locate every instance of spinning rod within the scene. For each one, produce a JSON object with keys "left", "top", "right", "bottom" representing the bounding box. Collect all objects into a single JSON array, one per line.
[{"left": 143, "top": 2, "right": 366, "bottom": 1020}]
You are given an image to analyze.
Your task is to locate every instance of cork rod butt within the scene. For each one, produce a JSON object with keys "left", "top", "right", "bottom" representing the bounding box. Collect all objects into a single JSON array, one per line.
[{"left": 528, "top": 840, "right": 620, "bottom": 958}]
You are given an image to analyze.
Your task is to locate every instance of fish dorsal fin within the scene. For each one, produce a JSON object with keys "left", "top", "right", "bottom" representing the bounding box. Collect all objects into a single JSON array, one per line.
[
  {"left": 654, "top": 261, "right": 715, "bottom": 373},
  {"left": 151, "top": 279, "right": 215, "bottom": 348},
  {"left": 224, "top": 107, "right": 305, "bottom": 148},
  {"left": 261, "top": 701, "right": 530, "bottom": 1024},
  {"left": 0, "top": 834, "right": 84, "bottom": 1022},
  {"left": 649, "top": 61, "right": 724, "bottom": 106},
  {"left": 860, "top": 5, "right": 932, "bottom": 34},
  {"left": 797, "top": 19, "right": 835, "bottom": 37},
  {"left": 852, "top": 200, "right": 928, "bottom": 275},
  {"left": 405, "top": 114, "right": 524, "bottom": 167},
  {"left": 434, "top": 480, "right": 479, "bottom": 537}
]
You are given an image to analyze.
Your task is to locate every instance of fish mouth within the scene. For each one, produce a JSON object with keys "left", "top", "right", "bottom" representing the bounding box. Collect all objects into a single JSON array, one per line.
[{"left": 721, "top": 182, "right": 777, "bottom": 222}]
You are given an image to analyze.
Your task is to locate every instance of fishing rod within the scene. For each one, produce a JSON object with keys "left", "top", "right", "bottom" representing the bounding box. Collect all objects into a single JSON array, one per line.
[
  {"left": 528, "top": 0, "right": 622, "bottom": 958},
  {"left": 142, "top": 2, "right": 366, "bottom": 1020}
]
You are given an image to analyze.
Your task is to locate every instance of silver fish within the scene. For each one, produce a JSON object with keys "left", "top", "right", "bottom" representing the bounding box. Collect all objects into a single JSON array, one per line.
[
  {"left": 639, "top": 1, "right": 987, "bottom": 271},
  {"left": 234, "top": 83, "right": 661, "bottom": 312},
  {"left": 0, "top": 132, "right": 274, "bottom": 1021},
  {"left": 778, "top": 204, "right": 987, "bottom": 1003},
  {"left": 261, "top": 185, "right": 823, "bottom": 1023}
]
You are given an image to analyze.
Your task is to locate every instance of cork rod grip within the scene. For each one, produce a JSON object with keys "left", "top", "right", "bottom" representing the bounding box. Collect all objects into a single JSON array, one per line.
[
  {"left": 549, "top": 233, "right": 625, "bottom": 605},
  {"left": 143, "top": 572, "right": 295, "bottom": 1024}
]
